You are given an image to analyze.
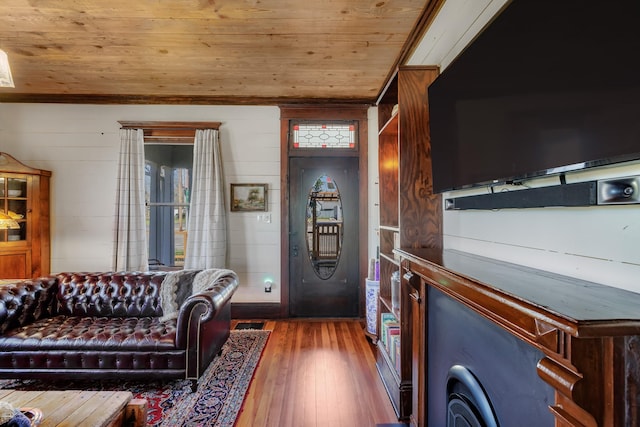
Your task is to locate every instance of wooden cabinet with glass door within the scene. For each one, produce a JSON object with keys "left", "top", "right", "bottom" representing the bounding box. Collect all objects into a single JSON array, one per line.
[{"left": 0, "top": 153, "right": 51, "bottom": 279}]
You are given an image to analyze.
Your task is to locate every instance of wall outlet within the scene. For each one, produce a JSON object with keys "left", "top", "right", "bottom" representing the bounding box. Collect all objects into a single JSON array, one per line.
[{"left": 264, "top": 279, "right": 273, "bottom": 293}]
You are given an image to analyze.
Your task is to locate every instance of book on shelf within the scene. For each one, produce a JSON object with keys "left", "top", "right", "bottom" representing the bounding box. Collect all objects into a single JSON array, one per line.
[
  {"left": 380, "top": 312, "right": 399, "bottom": 356},
  {"left": 386, "top": 324, "right": 400, "bottom": 352},
  {"left": 391, "top": 335, "right": 401, "bottom": 373}
]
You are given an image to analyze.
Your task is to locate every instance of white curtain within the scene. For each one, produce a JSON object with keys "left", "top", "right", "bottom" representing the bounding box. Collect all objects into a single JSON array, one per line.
[
  {"left": 184, "top": 129, "right": 227, "bottom": 269},
  {"left": 113, "top": 128, "right": 149, "bottom": 271}
]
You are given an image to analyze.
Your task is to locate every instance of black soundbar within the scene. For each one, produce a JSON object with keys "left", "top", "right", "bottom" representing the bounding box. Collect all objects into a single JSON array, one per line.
[{"left": 445, "top": 181, "right": 598, "bottom": 210}]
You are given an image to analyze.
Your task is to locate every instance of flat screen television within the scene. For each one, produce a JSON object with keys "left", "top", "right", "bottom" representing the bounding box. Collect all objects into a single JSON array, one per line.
[{"left": 428, "top": 0, "right": 640, "bottom": 193}]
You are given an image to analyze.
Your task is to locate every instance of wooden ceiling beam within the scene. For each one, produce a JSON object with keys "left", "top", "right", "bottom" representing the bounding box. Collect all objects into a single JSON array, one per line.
[{"left": 0, "top": 94, "right": 374, "bottom": 105}]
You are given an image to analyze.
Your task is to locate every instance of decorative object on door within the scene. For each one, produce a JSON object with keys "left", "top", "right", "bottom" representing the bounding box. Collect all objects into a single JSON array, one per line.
[{"left": 230, "top": 183, "right": 268, "bottom": 212}]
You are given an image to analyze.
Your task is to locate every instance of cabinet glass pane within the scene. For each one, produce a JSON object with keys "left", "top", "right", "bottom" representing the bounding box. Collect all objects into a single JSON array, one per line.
[
  {"left": 0, "top": 177, "right": 4, "bottom": 197},
  {"left": 7, "top": 178, "right": 26, "bottom": 198},
  {"left": 7, "top": 199, "right": 26, "bottom": 241}
]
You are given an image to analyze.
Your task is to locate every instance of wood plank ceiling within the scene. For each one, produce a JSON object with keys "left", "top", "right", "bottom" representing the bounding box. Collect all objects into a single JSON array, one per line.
[{"left": 0, "top": 0, "right": 442, "bottom": 105}]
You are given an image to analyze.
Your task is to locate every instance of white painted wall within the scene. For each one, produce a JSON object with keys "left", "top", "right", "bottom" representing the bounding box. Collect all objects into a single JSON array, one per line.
[
  {"left": 0, "top": 104, "right": 282, "bottom": 302},
  {"left": 0, "top": 103, "right": 382, "bottom": 303},
  {"left": 408, "top": 0, "right": 640, "bottom": 293}
]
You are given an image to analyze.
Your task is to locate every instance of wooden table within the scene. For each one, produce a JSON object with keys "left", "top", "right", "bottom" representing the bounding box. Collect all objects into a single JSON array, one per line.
[{"left": 0, "top": 390, "right": 147, "bottom": 427}]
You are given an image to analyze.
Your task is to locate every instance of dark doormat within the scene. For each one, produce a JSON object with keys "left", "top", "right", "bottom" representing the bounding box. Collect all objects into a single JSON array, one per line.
[{"left": 235, "top": 322, "right": 265, "bottom": 330}]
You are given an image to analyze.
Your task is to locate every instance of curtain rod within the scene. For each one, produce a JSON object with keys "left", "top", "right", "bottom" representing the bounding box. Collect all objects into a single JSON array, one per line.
[{"left": 118, "top": 121, "right": 221, "bottom": 130}]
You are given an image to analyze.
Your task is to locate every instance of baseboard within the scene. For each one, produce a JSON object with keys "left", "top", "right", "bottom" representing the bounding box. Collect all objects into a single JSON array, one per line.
[{"left": 231, "top": 302, "right": 283, "bottom": 319}]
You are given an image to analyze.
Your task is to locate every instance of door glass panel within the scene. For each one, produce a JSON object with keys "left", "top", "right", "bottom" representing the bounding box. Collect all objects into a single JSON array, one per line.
[{"left": 306, "top": 174, "right": 343, "bottom": 279}]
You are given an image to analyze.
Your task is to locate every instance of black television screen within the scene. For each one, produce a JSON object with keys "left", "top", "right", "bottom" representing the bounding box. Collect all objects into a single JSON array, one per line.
[{"left": 428, "top": 0, "right": 640, "bottom": 193}]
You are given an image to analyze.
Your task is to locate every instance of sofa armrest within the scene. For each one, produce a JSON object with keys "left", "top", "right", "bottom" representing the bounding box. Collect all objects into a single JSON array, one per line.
[
  {"left": 174, "top": 272, "right": 238, "bottom": 348},
  {"left": 0, "top": 277, "right": 59, "bottom": 334}
]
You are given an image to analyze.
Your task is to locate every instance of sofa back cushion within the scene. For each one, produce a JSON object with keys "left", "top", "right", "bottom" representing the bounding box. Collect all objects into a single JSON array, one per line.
[
  {"left": 56, "top": 272, "right": 165, "bottom": 317},
  {"left": 0, "top": 277, "right": 59, "bottom": 334}
]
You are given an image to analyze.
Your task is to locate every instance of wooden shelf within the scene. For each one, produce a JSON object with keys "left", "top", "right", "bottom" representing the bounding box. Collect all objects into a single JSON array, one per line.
[
  {"left": 380, "top": 252, "right": 399, "bottom": 266},
  {"left": 379, "top": 295, "right": 399, "bottom": 318},
  {"left": 374, "top": 66, "right": 442, "bottom": 425},
  {"left": 379, "top": 112, "right": 399, "bottom": 137},
  {"left": 377, "top": 339, "right": 401, "bottom": 383}
]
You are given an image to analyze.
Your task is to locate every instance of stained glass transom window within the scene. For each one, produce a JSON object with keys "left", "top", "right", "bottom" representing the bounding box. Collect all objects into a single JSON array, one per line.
[{"left": 293, "top": 123, "right": 356, "bottom": 149}]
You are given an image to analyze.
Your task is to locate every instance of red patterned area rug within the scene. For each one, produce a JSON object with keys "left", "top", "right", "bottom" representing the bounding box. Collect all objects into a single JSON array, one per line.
[{"left": 0, "top": 329, "right": 270, "bottom": 427}]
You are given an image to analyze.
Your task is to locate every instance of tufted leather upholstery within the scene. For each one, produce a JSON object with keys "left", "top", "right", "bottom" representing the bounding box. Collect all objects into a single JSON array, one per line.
[
  {"left": 55, "top": 272, "right": 165, "bottom": 318},
  {"left": 0, "top": 277, "right": 59, "bottom": 335},
  {"left": 0, "top": 270, "right": 238, "bottom": 388}
]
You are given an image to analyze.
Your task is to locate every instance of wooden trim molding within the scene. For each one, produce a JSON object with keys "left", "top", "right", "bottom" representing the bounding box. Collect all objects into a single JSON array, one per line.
[
  {"left": 376, "top": 0, "right": 445, "bottom": 103},
  {"left": 231, "top": 303, "right": 282, "bottom": 320},
  {"left": 118, "top": 121, "right": 221, "bottom": 130},
  {"left": 118, "top": 121, "right": 222, "bottom": 144},
  {"left": 0, "top": 94, "right": 373, "bottom": 105},
  {"left": 279, "top": 105, "right": 369, "bottom": 318}
]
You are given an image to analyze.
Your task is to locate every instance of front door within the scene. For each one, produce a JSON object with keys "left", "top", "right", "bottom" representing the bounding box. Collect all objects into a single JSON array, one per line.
[{"left": 289, "top": 156, "right": 359, "bottom": 317}]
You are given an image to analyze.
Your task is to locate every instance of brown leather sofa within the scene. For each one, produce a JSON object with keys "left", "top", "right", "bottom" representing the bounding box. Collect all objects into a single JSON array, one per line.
[{"left": 0, "top": 269, "right": 238, "bottom": 391}]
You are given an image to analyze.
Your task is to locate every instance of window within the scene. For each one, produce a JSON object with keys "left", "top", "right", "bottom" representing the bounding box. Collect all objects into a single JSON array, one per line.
[
  {"left": 144, "top": 144, "right": 193, "bottom": 268},
  {"left": 291, "top": 121, "right": 357, "bottom": 149},
  {"left": 119, "top": 120, "right": 221, "bottom": 269}
]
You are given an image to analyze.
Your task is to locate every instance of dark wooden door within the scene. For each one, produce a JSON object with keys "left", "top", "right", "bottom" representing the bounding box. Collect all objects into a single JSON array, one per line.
[{"left": 289, "top": 156, "right": 359, "bottom": 317}]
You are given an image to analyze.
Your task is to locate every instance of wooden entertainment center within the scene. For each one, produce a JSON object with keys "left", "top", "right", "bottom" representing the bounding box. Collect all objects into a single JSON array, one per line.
[
  {"left": 376, "top": 66, "right": 640, "bottom": 426},
  {"left": 397, "top": 247, "right": 640, "bottom": 426}
]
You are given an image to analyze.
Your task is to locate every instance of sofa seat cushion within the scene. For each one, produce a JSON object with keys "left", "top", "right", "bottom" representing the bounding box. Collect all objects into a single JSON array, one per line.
[{"left": 0, "top": 315, "right": 178, "bottom": 352}]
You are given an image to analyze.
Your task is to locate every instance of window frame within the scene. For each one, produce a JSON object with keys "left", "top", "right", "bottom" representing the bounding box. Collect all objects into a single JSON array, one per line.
[{"left": 119, "top": 121, "right": 221, "bottom": 269}]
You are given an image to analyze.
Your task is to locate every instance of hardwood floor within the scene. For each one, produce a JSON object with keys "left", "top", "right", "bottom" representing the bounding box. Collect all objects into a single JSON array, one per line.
[{"left": 233, "top": 319, "right": 402, "bottom": 427}]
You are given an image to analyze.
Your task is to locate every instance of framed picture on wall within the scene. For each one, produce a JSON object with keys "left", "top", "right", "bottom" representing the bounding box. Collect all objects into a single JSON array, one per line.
[{"left": 230, "top": 183, "right": 268, "bottom": 212}]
